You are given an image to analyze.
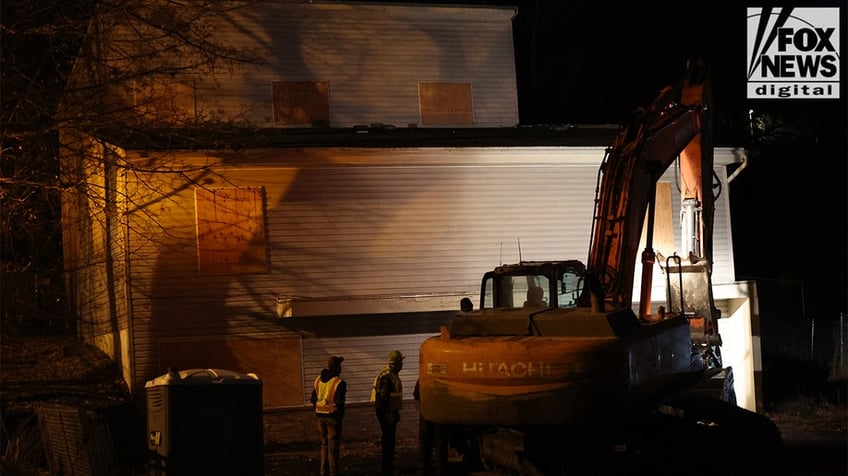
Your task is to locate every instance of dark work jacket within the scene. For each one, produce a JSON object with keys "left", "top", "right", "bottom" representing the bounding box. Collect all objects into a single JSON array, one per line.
[{"left": 373, "top": 366, "right": 402, "bottom": 415}]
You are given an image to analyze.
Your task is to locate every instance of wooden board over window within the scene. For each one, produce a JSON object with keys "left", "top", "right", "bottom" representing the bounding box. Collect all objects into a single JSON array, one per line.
[
  {"left": 640, "top": 182, "right": 675, "bottom": 258},
  {"left": 419, "top": 82, "right": 474, "bottom": 126},
  {"left": 134, "top": 79, "right": 196, "bottom": 123},
  {"left": 272, "top": 80, "right": 329, "bottom": 127},
  {"left": 195, "top": 187, "right": 267, "bottom": 275},
  {"left": 157, "top": 336, "right": 303, "bottom": 408}
]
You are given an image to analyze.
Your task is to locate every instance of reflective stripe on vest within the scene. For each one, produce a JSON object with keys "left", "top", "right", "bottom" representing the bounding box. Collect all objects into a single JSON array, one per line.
[
  {"left": 314, "top": 376, "right": 341, "bottom": 414},
  {"left": 370, "top": 367, "right": 402, "bottom": 411},
  {"left": 389, "top": 372, "right": 403, "bottom": 411}
]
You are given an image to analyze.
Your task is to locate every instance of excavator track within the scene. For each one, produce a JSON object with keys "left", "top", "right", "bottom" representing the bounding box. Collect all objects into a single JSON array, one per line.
[{"left": 460, "top": 395, "right": 784, "bottom": 476}]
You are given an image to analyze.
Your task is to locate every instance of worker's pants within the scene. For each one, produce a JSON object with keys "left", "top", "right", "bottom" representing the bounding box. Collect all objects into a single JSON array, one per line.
[
  {"left": 317, "top": 415, "right": 343, "bottom": 476},
  {"left": 376, "top": 410, "right": 398, "bottom": 476}
]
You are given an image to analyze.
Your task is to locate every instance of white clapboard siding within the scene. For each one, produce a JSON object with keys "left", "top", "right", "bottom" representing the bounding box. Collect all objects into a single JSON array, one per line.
[
  {"left": 183, "top": 3, "right": 519, "bottom": 127},
  {"left": 198, "top": 2, "right": 518, "bottom": 127},
  {"left": 124, "top": 146, "right": 740, "bottom": 323},
  {"left": 123, "top": 145, "right": 742, "bottom": 394},
  {"left": 302, "top": 333, "right": 435, "bottom": 406}
]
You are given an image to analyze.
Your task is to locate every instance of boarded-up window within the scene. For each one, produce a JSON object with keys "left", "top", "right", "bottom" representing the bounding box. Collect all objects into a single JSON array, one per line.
[
  {"left": 134, "top": 79, "right": 196, "bottom": 123},
  {"left": 272, "top": 81, "right": 330, "bottom": 127},
  {"left": 158, "top": 336, "right": 302, "bottom": 407},
  {"left": 419, "top": 82, "right": 474, "bottom": 126},
  {"left": 640, "top": 182, "right": 675, "bottom": 258},
  {"left": 195, "top": 187, "right": 267, "bottom": 275}
]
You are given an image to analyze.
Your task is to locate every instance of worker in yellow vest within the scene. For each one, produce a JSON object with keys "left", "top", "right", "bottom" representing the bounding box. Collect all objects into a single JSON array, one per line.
[
  {"left": 311, "top": 356, "right": 347, "bottom": 476},
  {"left": 371, "top": 350, "right": 404, "bottom": 476}
]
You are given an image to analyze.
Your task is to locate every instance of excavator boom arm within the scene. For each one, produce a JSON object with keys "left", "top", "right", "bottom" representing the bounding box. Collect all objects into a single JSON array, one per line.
[{"left": 585, "top": 60, "right": 713, "bottom": 314}]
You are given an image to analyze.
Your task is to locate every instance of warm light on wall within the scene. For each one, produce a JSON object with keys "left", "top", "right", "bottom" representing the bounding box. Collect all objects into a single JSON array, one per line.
[{"left": 276, "top": 297, "right": 293, "bottom": 318}]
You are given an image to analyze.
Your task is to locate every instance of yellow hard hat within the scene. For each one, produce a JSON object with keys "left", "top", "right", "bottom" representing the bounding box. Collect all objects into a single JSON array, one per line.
[{"left": 387, "top": 350, "right": 405, "bottom": 363}]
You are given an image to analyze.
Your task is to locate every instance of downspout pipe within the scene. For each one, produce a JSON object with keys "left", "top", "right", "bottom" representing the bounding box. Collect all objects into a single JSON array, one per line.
[{"left": 728, "top": 148, "right": 749, "bottom": 183}]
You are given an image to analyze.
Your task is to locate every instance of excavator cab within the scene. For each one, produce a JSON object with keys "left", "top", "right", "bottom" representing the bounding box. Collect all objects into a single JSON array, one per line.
[{"left": 478, "top": 260, "right": 585, "bottom": 310}]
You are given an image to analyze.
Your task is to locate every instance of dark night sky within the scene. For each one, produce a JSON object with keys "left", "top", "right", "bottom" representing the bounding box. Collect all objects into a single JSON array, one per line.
[{"left": 467, "top": 1, "right": 848, "bottom": 319}]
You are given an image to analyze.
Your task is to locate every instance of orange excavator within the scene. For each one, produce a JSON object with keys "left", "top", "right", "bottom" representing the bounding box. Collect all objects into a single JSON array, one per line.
[{"left": 417, "top": 61, "right": 781, "bottom": 474}]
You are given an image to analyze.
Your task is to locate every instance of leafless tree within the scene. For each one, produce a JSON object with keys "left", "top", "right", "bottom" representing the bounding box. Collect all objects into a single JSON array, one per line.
[{"left": 1, "top": 0, "right": 265, "bottom": 334}]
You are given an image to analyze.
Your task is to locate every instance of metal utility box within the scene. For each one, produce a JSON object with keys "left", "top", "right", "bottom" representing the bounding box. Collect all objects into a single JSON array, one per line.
[{"left": 145, "top": 368, "right": 263, "bottom": 475}]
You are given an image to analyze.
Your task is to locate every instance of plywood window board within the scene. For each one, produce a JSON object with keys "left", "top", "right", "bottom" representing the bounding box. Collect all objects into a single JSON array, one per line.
[
  {"left": 272, "top": 80, "right": 330, "bottom": 127},
  {"left": 195, "top": 187, "right": 267, "bottom": 275},
  {"left": 157, "top": 336, "right": 303, "bottom": 407},
  {"left": 419, "top": 82, "right": 474, "bottom": 126},
  {"left": 133, "top": 79, "right": 196, "bottom": 123}
]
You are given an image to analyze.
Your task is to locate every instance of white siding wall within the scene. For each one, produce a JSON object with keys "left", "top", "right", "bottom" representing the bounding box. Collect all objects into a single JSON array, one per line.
[
  {"left": 125, "top": 146, "right": 740, "bottom": 319},
  {"left": 124, "top": 145, "right": 743, "bottom": 395},
  {"left": 302, "top": 334, "right": 431, "bottom": 406},
  {"left": 194, "top": 3, "right": 519, "bottom": 127}
]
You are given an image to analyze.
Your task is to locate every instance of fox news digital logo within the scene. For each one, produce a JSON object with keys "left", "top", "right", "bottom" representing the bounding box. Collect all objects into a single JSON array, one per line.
[{"left": 747, "top": 7, "right": 840, "bottom": 99}]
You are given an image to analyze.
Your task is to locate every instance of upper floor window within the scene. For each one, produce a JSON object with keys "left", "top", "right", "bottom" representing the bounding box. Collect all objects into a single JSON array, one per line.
[
  {"left": 133, "top": 79, "right": 196, "bottom": 124},
  {"left": 419, "top": 82, "right": 474, "bottom": 126},
  {"left": 272, "top": 80, "right": 330, "bottom": 127},
  {"left": 195, "top": 187, "right": 268, "bottom": 275}
]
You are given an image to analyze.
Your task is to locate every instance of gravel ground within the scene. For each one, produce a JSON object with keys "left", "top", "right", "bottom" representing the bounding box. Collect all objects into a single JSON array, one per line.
[
  {"left": 264, "top": 433, "right": 847, "bottom": 476},
  {"left": 2, "top": 337, "right": 845, "bottom": 476},
  {"left": 265, "top": 436, "right": 423, "bottom": 476},
  {"left": 265, "top": 405, "right": 847, "bottom": 476}
]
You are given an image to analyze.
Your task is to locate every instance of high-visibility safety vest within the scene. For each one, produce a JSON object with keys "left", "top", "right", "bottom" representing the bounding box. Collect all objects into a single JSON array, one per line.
[
  {"left": 314, "top": 375, "right": 342, "bottom": 415},
  {"left": 370, "top": 367, "right": 403, "bottom": 411}
]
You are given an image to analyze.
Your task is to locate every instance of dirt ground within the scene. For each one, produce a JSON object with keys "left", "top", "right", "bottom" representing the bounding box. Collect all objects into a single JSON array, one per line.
[
  {"left": 1, "top": 336, "right": 845, "bottom": 475},
  {"left": 265, "top": 437, "right": 422, "bottom": 476},
  {"left": 263, "top": 407, "right": 848, "bottom": 476},
  {"left": 265, "top": 402, "right": 847, "bottom": 476}
]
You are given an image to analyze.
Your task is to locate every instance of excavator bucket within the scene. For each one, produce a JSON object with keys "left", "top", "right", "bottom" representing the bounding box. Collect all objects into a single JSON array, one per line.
[{"left": 659, "top": 252, "right": 722, "bottom": 368}]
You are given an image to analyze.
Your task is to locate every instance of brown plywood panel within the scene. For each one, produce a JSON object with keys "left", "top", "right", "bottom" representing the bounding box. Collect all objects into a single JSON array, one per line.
[
  {"left": 419, "top": 82, "right": 473, "bottom": 125},
  {"left": 158, "top": 336, "right": 303, "bottom": 407},
  {"left": 653, "top": 182, "right": 675, "bottom": 256},
  {"left": 195, "top": 187, "right": 267, "bottom": 275},
  {"left": 272, "top": 81, "right": 329, "bottom": 126},
  {"left": 134, "top": 80, "right": 196, "bottom": 123},
  {"left": 639, "top": 182, "right": 675, "bottom": 257}
]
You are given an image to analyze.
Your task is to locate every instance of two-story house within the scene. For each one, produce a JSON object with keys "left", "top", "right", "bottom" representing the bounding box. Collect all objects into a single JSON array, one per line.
[{"left": 59, "top": 1, "right": 761, "bottom": 434}]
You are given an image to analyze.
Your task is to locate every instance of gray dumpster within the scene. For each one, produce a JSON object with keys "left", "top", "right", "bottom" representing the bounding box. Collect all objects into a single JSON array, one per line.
[{"left": 145, "top": 368, "right": 263, "bottom": 475}]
